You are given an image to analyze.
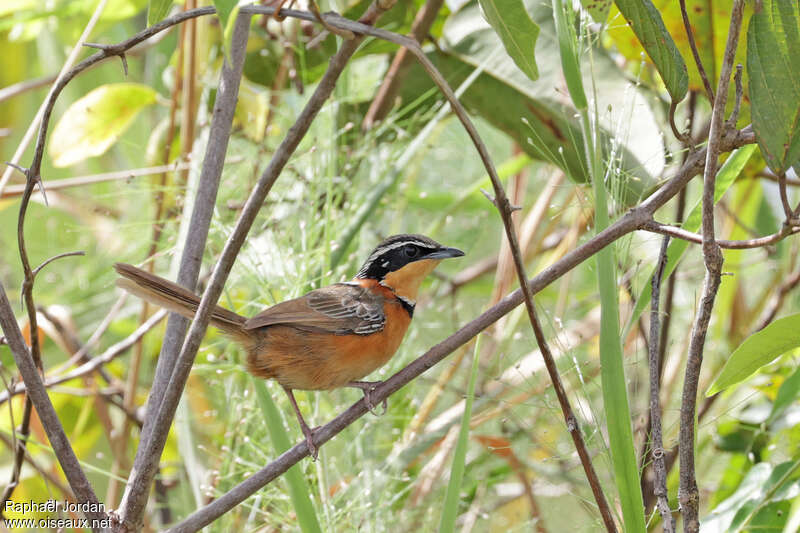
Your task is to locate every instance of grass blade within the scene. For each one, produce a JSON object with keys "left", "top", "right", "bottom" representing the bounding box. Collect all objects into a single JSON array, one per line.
[
  {"left": 253, "top": 379, "right": 323, "bottom": 533},
  {"left": 438, "top": 336, "right": 482, "bottom": 532}
]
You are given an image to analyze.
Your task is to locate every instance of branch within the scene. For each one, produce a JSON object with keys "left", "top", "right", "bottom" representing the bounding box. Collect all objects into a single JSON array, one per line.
[
  {"left": 648, "top": 236, "right": 674, "bottom": 533},
  {"left": 119, "top": 5, "right": 407, "bottom": 528},
  {"left": 480, "top": 169, "right": 617, "bottom": 530},
  {"left": 0, "top": 283, "right": 103, "bottom": 524},
  {"left": 642, "top": 219, "right": 800, "bottom": 249},
  {"left": 679, "top": 2, "right": 745, "bottom": 530},
  {"left": 116, "top": 14, "right": 253, "bottom": 530}
]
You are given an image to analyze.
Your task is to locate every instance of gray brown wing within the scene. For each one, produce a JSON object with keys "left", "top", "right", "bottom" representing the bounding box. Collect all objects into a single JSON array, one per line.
[{"left": 242, "top": 283, "right": 385, "bottom": 335}]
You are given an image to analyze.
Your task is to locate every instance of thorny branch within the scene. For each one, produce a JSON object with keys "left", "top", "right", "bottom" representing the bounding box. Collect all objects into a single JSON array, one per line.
[{"left": 679, "top": 1, "right": 745, "bottom": 531}]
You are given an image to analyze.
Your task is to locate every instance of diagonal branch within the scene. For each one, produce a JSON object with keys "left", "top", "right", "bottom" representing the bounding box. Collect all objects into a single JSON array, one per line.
[
  {"left": 0, "top": 283, "right": 103, "bottom": 523},
  {"left": 116, "top": 4, "right": 397, "bottom": 529}
]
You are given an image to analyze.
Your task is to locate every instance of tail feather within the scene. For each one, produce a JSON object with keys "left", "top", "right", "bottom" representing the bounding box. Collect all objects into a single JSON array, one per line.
[{"left": 114, "top": 263, "right": 248, "bottom": 339}]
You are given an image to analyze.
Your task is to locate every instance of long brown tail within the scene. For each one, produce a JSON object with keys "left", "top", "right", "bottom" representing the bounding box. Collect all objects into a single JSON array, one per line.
[{"left": 114, "top": 263, "right": 249, "bottom": 341}]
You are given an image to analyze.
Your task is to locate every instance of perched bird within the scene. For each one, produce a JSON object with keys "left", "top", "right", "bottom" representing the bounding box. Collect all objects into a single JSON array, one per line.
[{"left": 115, "top": 234, "right": 464, "bottom": 458}]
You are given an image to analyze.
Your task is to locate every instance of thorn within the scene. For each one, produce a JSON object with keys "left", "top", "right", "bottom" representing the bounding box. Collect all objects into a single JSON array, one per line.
[
  {"left": 120, "top": 53, "right": 129, "bottom": 77},
  {"left": 5, "top": 162, "right": 28, "bottom": 175},
  {"left": 82, "top": 42, "right": 107, "bottom": 50},
  {"left": 34, "top": 175, "right": 48, "bottom": 207},
  {"left": 480, "top": 188, "right": 496, "bottom": 206}
]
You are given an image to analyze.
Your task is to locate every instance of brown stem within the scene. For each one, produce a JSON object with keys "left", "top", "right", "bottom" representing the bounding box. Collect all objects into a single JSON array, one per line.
[
  {"left": 680, "top": 0, "right": 715, "bottom": 103},
  {"left": 648, "top": 236, "right": 675, "bottom": 532},
  {"left": 678, "top": 2, "right": 745, "bottom": 530},
  {"left": 642, "top": 219, "right": 800, "bottom": 249}
]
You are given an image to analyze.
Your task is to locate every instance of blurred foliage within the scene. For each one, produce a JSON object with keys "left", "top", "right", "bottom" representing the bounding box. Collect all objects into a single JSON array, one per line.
[{"left": 0, "top": 0, "right": 799, "bottom": 531}]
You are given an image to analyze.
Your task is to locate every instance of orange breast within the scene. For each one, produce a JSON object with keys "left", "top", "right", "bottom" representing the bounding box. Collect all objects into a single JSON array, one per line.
[{"left": 245, "top": 287, "right": 412, "bottom": 390}]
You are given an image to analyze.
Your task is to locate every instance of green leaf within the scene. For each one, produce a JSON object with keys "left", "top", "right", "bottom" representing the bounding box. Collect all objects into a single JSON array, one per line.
[
  {"left": 581, "top": 0, "right": 612, "bottom": 23},
  {"left": 50, "top": 83, "right": 157, "bottom": 168},
  {"left": 707, "top": 313, "right": 800, "bottom": 396},
  {"left": 747, "top": 0, "right": 800, "bottom": 173},
  {"left": 477, "top": 0, "right": 540, "bottom": 81},
  {"left": 613, "top": 0, "right": 689, "bottom": 102},
  {"left": 147, "top": 0, "right": 171, "bottom": 25},
  {"left": 623, "top": 144, "right": 757, "bottom": 338}
]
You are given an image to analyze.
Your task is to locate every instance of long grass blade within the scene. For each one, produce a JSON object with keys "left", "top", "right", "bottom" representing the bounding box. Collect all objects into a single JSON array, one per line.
[
  {"left": 253, "top": 379, "right": 323, "bottom": 533},
  {"left": 438, "top": 336, "right": 482, "bottom": 532}
]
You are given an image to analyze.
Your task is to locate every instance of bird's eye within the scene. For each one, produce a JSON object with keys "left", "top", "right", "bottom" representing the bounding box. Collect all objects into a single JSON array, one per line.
[{"left": 403, "top": 245, "right": 419, "bottom": 258}]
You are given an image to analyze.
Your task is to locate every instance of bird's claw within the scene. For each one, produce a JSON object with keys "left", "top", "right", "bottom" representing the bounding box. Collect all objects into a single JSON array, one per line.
[
  {"left": 362, "top": 385, "right": 387, "bottom": 416},
  {"left": 348, "top": 381, "right": 387, "bottom": 416},
  {"left": 301, "top": 425, "right": 321, "bottom": 461}
]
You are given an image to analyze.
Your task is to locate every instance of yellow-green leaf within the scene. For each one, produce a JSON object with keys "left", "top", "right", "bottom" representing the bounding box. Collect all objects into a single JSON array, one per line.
[
  {"left": 50, "top": 83, "right": 157, "bottom": 168},
  {"left": 707, "top": 313, "right": 800, "bottom": 396},
  {"left": 613, "top": 0, "right": 688, "bottom": 102}
]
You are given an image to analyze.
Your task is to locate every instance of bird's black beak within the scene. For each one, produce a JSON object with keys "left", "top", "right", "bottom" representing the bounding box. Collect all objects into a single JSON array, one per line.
[{"left": 426, "top": 246, "right": 465, "bottom": 260}]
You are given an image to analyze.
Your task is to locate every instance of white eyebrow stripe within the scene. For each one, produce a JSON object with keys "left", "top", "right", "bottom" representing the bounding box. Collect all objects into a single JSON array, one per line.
[{"left": 357, "top": 240, "right": 437, "bottom": 277}]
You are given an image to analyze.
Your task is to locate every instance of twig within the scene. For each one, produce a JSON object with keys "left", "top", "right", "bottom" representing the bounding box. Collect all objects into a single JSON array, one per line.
[
  {"left": 725, "top": 65, "right": 744, "bottom": 128},
  {"left": 648, "top": 236, "right": 674, "bottom": 533},
  {"left": 778, "top": 172, "right": 795, "bottom": 221},
  {"left": 679, "top": 0, "right": 714, "bottom": 103},
  {"left": 755, "top": 266, "right": 800, "bottom": 330},
  {"left": 31, "top": 251, "right": 85, "bottom": 277},
  {"left": 642, "top": 219, "right": 800, "bottom": 249},
  {"left": 0, "top": 282, "right": 103, "bottom": 523},
  {"left": 678, "top": 2, "right": 745, "bottom": 530},
  {"left": 0, "top": 162, "right": 196, "bottom": 199},
  {"left": 0, "top": 310, "right": 167, "bottom": 405}
]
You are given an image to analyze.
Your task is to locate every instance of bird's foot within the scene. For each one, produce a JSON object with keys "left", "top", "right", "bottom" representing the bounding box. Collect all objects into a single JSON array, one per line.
[
  {"left": 300, "top": 424, "right": 321, "bottom": 461},
  {"left": 347, "top": 380, "right": 387, "bottom": 416}
]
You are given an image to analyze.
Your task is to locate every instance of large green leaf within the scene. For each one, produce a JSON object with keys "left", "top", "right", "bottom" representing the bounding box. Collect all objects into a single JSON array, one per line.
[
  {"left": 747, "top": 0, "right": 800, "bottom": 173},
  {"left": 399, "top": 0, "right": 661, "bottom": 204},
  {"left": 707, "top": 313, "right": 800, "bottom": 396},
  {"left": 50, "top": 83, "right": 157, "bottom": 167},
  {"left": 478, "top": 0, "right": 540, "bottom": 81},
  {"left": 613, "top": 0, "right": 688, "bottom": 102}
]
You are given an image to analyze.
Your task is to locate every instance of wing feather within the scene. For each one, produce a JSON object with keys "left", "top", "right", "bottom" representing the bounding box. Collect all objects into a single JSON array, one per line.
[{"left": 243, "top": 283, "right": 385, "bottom": 335}]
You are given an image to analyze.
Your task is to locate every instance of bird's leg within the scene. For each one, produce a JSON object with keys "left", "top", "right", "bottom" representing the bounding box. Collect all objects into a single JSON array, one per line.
[
  {"left": 281, "top": 386, "right": 319, "bottom": 460},
  {"left": 346, "top": 381, "right": 387, "bottom": 416}
]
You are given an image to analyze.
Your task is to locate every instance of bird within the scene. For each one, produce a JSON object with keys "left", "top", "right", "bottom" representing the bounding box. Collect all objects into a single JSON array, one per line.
[{"left": 114, "top": 234, "right": 464, "bottom": 458}]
